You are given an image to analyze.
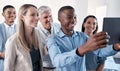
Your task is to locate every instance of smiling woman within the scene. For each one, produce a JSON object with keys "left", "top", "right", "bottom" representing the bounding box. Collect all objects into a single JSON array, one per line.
[
  {"left": 81, "top": 15, "right": 106, "bottom": 71},
  {"left": 4, "top": 4, "right": 43, "bottom": 71}
]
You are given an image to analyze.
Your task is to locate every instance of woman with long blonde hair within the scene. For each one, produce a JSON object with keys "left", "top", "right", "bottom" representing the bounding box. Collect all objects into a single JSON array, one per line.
[{"left": 4, "top": 4, "right": 43, "bottom": 71}]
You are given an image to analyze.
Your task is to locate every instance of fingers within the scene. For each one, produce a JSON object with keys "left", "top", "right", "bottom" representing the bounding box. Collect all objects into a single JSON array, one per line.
[
  {"left": 97, "top": 39, "right": 108, "bottom": 48},
  {"left": 93, "top": 32, "right": 109, "bottom": 44},
  {"left": 93, "top": 32, "right": 105, "bottom": 37},
  {"left": 94, "top": 32, "right": 110, "bottom": 38},
  {"left": 89, "top": 32, "right": 109, "bottom": 49},
  {"left": 113, "top": 43, "right": 120, "bottom": 51}
]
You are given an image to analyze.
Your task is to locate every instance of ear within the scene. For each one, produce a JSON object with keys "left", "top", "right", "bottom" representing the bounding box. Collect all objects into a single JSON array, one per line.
[
  {"left": 2, "top": 13, "right": 5, "bottom": 17},
  {"left": 83, "top": 23, "right": 85, "bottom": 27},
  {"left": 20, "top": 15, "right": 25, "bottom": 21},
  {"left": 58, "top": 17, "right": 60, "bottom": 21},
  {"left": 58, "top": 16, "right": 62, "bottom": 22}
]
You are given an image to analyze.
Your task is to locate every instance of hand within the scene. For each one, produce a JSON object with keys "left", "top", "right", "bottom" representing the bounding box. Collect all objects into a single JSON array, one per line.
[
  {"left": 113, "top": 43, "right": 120, "bottom": 51},
  {"left": 0, "top": 52, "right": 5, "bottom": 58},
  {"left": 77, "top": 32, "right": 109, "bottom": 56},
  {"left": 85, "top": 32, "right": 109, "bottom": 52}
]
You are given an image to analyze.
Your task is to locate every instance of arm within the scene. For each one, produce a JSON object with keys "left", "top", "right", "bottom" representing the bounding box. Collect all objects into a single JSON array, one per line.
[
  {"left": 4, "top": 38, "right": 16, "bottom": 71},
  {"left": 96, "top": 56, "right": 106, "bottom": 71},
  {"left": 77, "top": 32, "right": 119, "bottom": 57},
  {"left": 96, "top": 64, "right": 104, "bottom": 71},
  {"left": 47, "top": 37, "right": 82, "bottom": 67},
  {"left": 0, "top": 33, "right": 5, "bottom": 59},
  {"left": 113, "top": 43, "right": 120, "bottom": 51},
  {"left": 77, "top": 32, "right": 108, "bottom": 56}
]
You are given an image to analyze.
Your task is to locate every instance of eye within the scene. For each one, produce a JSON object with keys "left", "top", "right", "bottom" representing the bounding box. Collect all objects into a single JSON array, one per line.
[
  {"left": 31, "top": 13, "right": 34, "bottom": 16},
  {"left": 7, "top": 11, "right": 11, "bottom": 14},
  {"left": 49, "top": 15, "right": 52, "bottom": 18},
  {"left": 12, "top": 12, "right": 16, "bottom": 15},
  {"left": 93, "top": 22, "right": 97, "bottom": 25},
  {"left": 87, "top": 21, "right": 91, "bottom": 24}
]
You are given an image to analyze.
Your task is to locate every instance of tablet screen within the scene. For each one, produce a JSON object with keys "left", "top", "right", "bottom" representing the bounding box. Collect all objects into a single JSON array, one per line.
[{"left": 103, "top": 17, "right": 120, "bottom": 44}]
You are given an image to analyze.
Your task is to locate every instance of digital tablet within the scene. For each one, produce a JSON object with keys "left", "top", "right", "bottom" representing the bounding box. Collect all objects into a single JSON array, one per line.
[{"left": 102, "top": 17, "right": 120, "bottom": 44}]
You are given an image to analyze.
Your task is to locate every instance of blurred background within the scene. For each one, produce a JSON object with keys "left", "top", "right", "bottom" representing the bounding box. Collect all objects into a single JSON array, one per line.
[
  {"left": 0, "top": 0, "right": 120, "bottom": 31},
  {"left": 0, "top": 0, "right": 120, "bottom": 70}
]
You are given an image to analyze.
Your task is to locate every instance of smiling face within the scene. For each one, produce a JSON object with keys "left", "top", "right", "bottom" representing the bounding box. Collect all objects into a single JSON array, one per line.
[
  {"left": 83, "top": 17, "right": 97, "bottom": 35},
  {"left": 22, "top": 7, "right": 38, "bottom": 28},
  {"left": 2, "top": 8, "right": 16, "bottom": 26},
  {"left": 39, "top": 11, "right": 53, "bottom": 31},
  {"left": 59, "top": 9, "right": 76, "bottom": 34}
]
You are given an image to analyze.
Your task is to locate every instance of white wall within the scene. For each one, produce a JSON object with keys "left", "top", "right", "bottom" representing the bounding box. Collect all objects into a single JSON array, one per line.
[
  {"left": 87, "top": 0, "right": 108, "bottom": 31},
  {"left": 1, "top": 0, "right": 120, "bottom": 31},
  {"left": 0, "top": 0, "right": 88, "bottom": 31},
  {"left": 38, "top": 0, "right": 88, "bottom": 31},
  {"left": 87, "top": 0, "right": 120, "bottom": 31},
  {"left": 106, "top": 0, "right": 120, "bottom": 17},
  {"left": 0, "top": 0, "right": 40, "bottom": 23}
]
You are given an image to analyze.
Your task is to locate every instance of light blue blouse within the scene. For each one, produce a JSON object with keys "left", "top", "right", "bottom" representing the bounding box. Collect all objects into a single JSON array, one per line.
[
  {"left": 47, "top": 29, "right": 117, "bottom": 71},
  {"left": 85, "top": 33, "right": 106, "bottom": 70}
]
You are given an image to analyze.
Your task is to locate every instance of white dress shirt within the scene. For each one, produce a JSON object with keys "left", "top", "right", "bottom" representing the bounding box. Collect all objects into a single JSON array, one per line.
[{"left": 4, "top": 23, "right": 16, "bottom": 39}]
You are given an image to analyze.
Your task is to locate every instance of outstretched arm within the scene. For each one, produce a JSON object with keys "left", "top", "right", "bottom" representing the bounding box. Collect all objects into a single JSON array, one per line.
[
  {"left": 47, "top": 36, "right": 82, "bottom": 67},
  {"left": 77, "top": 32, "right": 108, "bottom": 56}
]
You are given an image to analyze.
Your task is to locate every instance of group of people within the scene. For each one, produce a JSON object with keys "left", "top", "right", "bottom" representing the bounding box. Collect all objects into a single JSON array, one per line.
[{"left": 0, "top": 4, "right": 120, "bottom": 71}]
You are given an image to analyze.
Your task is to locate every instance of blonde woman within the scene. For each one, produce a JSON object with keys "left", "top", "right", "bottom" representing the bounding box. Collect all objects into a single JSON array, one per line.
[{"left": 4, "top": 4, "right": 43, "bottom": 71}]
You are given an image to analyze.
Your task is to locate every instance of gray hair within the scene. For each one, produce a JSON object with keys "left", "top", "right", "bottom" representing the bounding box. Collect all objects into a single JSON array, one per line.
[{"left": 38, "top": 6, "right": 51, "bottom": 17}]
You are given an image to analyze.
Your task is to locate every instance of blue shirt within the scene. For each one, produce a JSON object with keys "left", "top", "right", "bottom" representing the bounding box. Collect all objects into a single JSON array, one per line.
[
  {"left": 47, "top": 29, "right": 117, "bottom": 71},
  {"left": 84, "top": 33, "right": 106, "bottom": 70},
  {"left": 0, "top": 23, "right": 16, "bottom": 71}
]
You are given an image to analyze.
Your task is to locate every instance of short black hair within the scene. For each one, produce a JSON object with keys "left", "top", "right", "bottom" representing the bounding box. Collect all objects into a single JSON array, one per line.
[
  {"left": 58, "top": 6, "right": 74, "bottom": 17},
  {"left": 81, "top": 15, "right": 98, "bottom": 34},
  {"left": 3, "top": 5, "right": 15, "bottom": 13}
]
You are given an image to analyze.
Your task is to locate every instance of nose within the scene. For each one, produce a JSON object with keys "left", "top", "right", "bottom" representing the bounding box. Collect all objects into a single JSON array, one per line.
[
  {"left": 47, "top": 17, "right": 53, "bottom": 22},
  {"left": 10, "top": 13, "right": 16, "bottom": 17},
  {"left": 89, "top": 23, "right": 94, "bottom": 28},
  {"left": 35, "top": 16, "right": 39, "bottom": 21},
  {"left": 71, "top": 16, "right": 77, "bottom": 25}
]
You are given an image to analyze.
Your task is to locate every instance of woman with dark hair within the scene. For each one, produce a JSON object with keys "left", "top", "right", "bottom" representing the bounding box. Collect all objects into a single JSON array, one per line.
[{"left": 82, "top": 15, "right": 106, "bottom": 71}]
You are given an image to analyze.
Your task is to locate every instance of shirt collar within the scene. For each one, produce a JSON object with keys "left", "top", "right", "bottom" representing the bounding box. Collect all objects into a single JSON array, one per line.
[
  {"left": 57, "top": 29, "right": 78, "bottom": 38},
  {"left": 38, "top": 22, "right": 51, "bottom": 35},
  {"left": 4, "top": 22, "right": 15, "bottom": 28},
  {"left": 83, "top": 32, "right": 90, "bottom": 38}
]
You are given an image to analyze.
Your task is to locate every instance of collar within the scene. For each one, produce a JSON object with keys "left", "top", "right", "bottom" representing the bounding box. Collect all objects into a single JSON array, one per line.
[
  {"left": 38, "top": 22, "right": 51, "bottom": 35},
  {"left": 4, "top": 22, "right": 15, "bottom": 28},
  {"left": 57, "top": 29, "right": 78, "bottom": 38}
]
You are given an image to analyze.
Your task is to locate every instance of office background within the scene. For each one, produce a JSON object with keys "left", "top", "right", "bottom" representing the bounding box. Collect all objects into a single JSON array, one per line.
[
  {"left": 0, "top": 0, "right": 120, "bottom": 31},
  {"left": 0, "top": 0, "right": 120, "bottom": 70}
]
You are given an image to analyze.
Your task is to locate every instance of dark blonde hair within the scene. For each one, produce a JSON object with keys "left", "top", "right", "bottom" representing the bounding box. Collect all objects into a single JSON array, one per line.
[{"left": 17, "top": 4, "right": 39, "bottom": 51}]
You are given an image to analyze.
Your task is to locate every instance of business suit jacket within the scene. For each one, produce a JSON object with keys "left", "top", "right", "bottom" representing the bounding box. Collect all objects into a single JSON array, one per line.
[
  {"left": 0, "top": 23, "right": 16, "bottom": 71},
  {"left": 4, "top": 31, "right": 43, "bottom": 71}
]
